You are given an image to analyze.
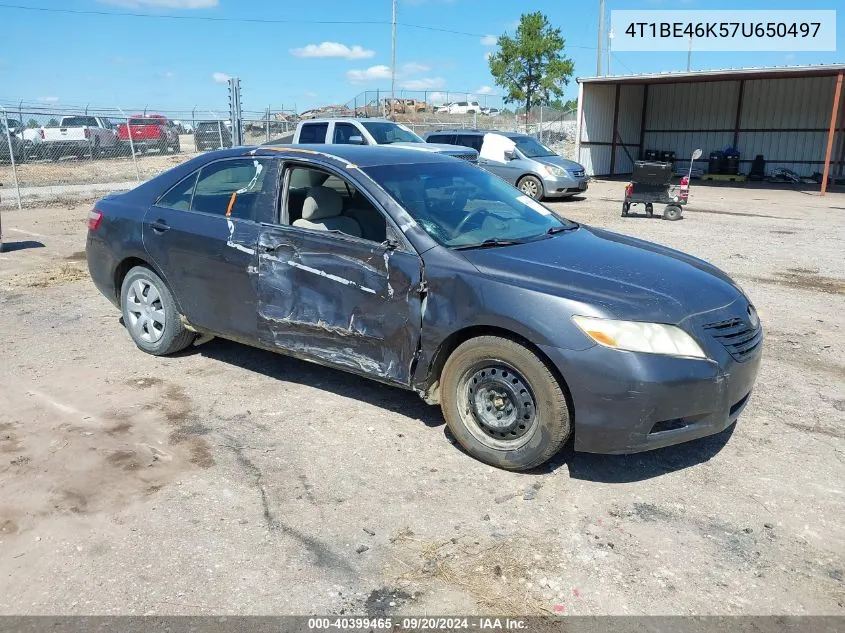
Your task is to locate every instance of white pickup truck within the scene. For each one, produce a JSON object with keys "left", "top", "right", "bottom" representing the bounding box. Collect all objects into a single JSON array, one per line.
[
  {"left": 38, "top": 116, "right": 119, "bottom": 159},
  {"left": 278, "top": 118, "right": 479, "bottom": 163}
]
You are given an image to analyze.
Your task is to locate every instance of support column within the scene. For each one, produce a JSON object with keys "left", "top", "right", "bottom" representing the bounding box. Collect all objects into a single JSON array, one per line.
[
  {"left": 821, "top": 71, "right": 843, "bottom": 196},
  {"left": 609, "top": 83, "right": 621, "bottom": 175}
]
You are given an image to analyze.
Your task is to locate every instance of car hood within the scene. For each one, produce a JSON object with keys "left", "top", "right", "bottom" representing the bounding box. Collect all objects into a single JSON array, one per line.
[
  {"left": 532, "top": 155, "right": 584, "bottom": 171},
  {"left": 392, "top": 142, "right": 476, "bottom": 155},
  {"left": 460, "top": 225, "right": 743, "bottom": 323}
]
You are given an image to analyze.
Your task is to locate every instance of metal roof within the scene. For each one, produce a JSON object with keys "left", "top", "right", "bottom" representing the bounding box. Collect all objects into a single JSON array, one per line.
[{"left": 577, "top": 63, "right": 845, "bottom": 85}]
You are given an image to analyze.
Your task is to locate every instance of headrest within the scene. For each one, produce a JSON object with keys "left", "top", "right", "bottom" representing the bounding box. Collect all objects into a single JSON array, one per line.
[{"left": 302, "top": 186, "right": 343, "bottom": 221}]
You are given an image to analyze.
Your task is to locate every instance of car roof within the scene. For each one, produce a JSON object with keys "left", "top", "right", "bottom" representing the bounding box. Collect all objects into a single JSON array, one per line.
[
  {"left": 426, "top": 129, "right": 529, "bottom": 139},
  {"left": 219, "top": 144, "right": 462, "bottom": 167},
  {"left": 300, "top": 118, "right": 395, "bottom": 125}
]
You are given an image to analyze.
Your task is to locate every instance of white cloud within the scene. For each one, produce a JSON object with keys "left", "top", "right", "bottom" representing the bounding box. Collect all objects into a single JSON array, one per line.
[
  {"left": 100, "top": 0, "right": 218, "bottom": 7},
  {"left": 212, "top": 72, "right": 231, "bottom": 84},
  {"left": 475, "top": 85, "right": 493, "bottom": 95},
  {"left": 346, "top": 65, "right": 392, "bottom": 83},
  {"left": 163, "top": 70, "right": 175, "bottom": 78},
  {"left": 303, "top": 91, "right": 318, "bottom": 98},
  {"left": 38, "top": 96, "right": 59, "bottom": 103},
  {"left": 484, "top": 51, "right": 492, "bottom": 61},
  {"left": 480, "top": 34, "right": 497, "bottom": 46},
  {"left": 401, "top": 62, "right": 430, "bottom": 74},
  {"left": 400, "top": 77, "right": 445, "bottom": 90},
  {"left": 428, "top": 91, "right": 447, "bottom": 104},
  {"left": 290, "top": 41, "right": 375, "bottom": 60}
]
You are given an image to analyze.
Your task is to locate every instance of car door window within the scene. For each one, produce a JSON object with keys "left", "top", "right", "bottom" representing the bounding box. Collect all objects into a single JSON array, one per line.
[
  {"left": 333, "top": 123, "right": 361, "bottom": 144},
  {"left": 456, "top": 134, "right": 483, "bottom": 152},
  {"left": 427, "top": 134, "right": 455, "bottom": 145},
  {"left": 156, "top": 172, "right": 199, "bottom": 211},
  {"left": 299, "top": 123, "right": 328, "bottom": 144},
  {"left": 190, "top": 158, "right": 279, "bottom": 222},
  {"left": 285, "top": 165, "right": 387, "bottom": 243}
]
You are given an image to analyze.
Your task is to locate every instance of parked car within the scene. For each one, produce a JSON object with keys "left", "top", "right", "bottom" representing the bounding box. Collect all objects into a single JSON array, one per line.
[
  {"left": 0, "top": 121, "right": 24, "bottom": 163},
  {"left": 438, "top": 101, "right": 482, "bottom": 115},
  {"left": 171, "top": 120, "right": 193, "bottom": 134},
  {"left": 86, "top": 145, "right": 762, "bottom": 471},
  {"left": 194, "top": 120, "right": 233, "bottom": 151},
  {"left": 278, "top": 118, "right": 478, "bottom": 162},
  {"left": 116, "top": 114, "right": 180, "bottom": 154},
  {"left": 425, "top": 129, "right": 587, "bottom": 200},
  {"left": 481, "top": 108, "right": 501, "bottom": 116},
  {"left": 38, "top": 115, "right": 119, "bottom": 159}
]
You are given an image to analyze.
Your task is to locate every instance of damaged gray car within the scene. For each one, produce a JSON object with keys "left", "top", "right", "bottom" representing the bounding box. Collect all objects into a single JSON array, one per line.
[{"left": 86, "top": 145, "right": 762, "bottom": 471}]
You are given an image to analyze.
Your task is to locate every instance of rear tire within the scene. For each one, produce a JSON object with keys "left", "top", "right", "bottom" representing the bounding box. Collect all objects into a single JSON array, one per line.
[
  {"left": 120, "top": 266, "right": 194, "bottom": 356},
  {"left": 621, "top": 201, "right": 630, "bottom": 217},
  {"left": 440, "top": 336, "right": 571, "bottom": 471},
  {"left": 663, "top": 204, "right": 683, "bottom": 221}
]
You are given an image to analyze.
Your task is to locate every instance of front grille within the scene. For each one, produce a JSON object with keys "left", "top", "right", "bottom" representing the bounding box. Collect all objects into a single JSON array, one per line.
[
  {"left": 451, "top": 152, "right": 478, "bottom": 163},
  {"left": 572, "top": 168, "right": 585, "bottom": 178},
  {"left": 703, "top": 317, "right": 762, "bottom": 362}
]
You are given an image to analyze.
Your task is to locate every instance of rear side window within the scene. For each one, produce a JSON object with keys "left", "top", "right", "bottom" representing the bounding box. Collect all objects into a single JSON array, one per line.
[
  {"left": 299, "top": 123, "right": 328, "bottom": 144},
  {"left": 157, "top": 172, "right": 199, "bottom": 211},
  {"left": 427, "top": 134, "right": 455, "bottom": 144},
  {"left": 190, "top": 158, "right": 279, "bottom": 222},
  {"left": 455, "top": 135, "right": 483, "bottom": 152}
]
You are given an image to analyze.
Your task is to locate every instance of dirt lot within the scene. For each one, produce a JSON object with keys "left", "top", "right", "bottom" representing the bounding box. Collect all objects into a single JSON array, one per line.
[{"left": 0, "top": 180, "right": 843, "bottom": 616}]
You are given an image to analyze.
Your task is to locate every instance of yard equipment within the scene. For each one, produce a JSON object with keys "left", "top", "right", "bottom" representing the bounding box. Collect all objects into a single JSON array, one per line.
[{"left": 622, "top": 149, "right": 701, "bottom": 221}]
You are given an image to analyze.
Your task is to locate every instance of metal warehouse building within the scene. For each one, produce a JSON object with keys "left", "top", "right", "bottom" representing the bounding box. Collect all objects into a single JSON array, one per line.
[{"left": 575, "top": 64, "right": 845, "bottom": 193}]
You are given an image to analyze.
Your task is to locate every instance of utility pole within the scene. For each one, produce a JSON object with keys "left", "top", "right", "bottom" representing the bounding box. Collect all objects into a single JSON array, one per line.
[
  {"left": 687, "top": 35, "right": 693, "bottom": 71},
  {"left": 390, "top": 0, "right": 397, "bottom": 118},
  {"left": 596, "top": 0, "right": 605, "bottom": 76}
]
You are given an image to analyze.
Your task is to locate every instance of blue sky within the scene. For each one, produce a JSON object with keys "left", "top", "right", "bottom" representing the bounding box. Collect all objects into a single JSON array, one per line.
[{"left": 0, "top": 0, "right": 841, "bottom": 114}]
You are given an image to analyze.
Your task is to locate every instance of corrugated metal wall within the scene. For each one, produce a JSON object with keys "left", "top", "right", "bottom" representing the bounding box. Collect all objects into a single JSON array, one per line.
[{"left": 579, "top": 74, "right": 843, "bottom": 177}]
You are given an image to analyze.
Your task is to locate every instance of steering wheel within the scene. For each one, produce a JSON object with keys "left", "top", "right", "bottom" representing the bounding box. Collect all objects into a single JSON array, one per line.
[{"left": 454, "top": 207, "right": 492, "bottom": 236}]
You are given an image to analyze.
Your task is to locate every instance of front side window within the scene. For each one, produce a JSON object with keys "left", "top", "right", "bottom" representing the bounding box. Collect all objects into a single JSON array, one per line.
[
  {"left": 190, "top": 158, "right": 278, "bottom": 222},
  {"left": 512, "top": 136, "right": 556, "bottom": 158},
  {"left": 360, "top": 122, "right": 423, "bottom": 144},
  {"left": 299, "top": 123, "right": 328, "bottom": 143},
  {"left": 333, "top": 122, "right": 362, "bottom": 144},
  {"left": 364, "top": 161, "right": 576, "bottom": 248}
]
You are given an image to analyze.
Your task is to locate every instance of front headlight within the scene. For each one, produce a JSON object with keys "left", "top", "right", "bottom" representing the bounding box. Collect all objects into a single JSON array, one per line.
[
  {"left": 543, "top": 165, "right": 568, "bottom": 177},
  {"left": 572, "top": 315, "right": 707, "bottom": 359}
]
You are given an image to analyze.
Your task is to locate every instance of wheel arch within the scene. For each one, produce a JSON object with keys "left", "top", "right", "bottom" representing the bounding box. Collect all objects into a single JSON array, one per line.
[
  {"left": 420, "top": 324, "right": 573, "bottom": 410},
  {"left": 113, "top": 256, "right": 184, "bottom": 313}
]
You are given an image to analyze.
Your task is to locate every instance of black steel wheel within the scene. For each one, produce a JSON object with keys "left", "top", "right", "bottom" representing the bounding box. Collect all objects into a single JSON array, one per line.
[{"left": 440, "top": 335, "right": 571, "bottom": 471}]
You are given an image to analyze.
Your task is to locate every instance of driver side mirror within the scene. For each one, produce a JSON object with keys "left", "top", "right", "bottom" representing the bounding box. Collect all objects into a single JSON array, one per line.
[
  {"left": 348, "top": 135, "right": 366, "bottom": 145},
  {"left": 504, "top": 150, "right": 516, "bottom": 161}
]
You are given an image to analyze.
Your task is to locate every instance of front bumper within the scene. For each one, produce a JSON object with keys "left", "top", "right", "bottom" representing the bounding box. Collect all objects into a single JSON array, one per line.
[
  {"left": 542, "top": 173, "right": 589, "bottom": 198},
  {"left": 540, "top": 331, "right": 762, "bottom": 454}
]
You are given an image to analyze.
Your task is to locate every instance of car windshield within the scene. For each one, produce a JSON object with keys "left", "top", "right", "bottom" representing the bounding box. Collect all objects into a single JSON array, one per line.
[
  {"left": 364, "top": 161, "right": 577, "bottom": 248},
  {"left": 361, "top": 121, "right": 423, "bottom": 144},
  {"left": 512, "top": 136, "right": 556, "bottom": 158},
  {"left": 197, "top": 122, "right": 226, "bottom": 132}
]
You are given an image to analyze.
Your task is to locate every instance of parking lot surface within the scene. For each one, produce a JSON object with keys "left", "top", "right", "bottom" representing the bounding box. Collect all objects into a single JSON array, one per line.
[{"left": 0, "top": 180, "right": 843, "bottom": 615}]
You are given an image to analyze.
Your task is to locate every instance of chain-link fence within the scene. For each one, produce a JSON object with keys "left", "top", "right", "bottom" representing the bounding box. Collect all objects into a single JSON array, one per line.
[
  {"left": 0, "top": 97, "right": 577, "bottom": 208},
  {"left": 0, "top": 104, "right": 297, "bottom": 207}
]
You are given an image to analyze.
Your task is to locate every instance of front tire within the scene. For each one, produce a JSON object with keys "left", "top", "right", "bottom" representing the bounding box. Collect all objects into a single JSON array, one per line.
[
  {"left": 440, "top": 336, "right": 571, "bottom": 471},
  {"left": 120, "top": 266, "right": 194, "bottom": 356},
  {"left": 517, "top": 175, "right": 544, "bottom": 200}
]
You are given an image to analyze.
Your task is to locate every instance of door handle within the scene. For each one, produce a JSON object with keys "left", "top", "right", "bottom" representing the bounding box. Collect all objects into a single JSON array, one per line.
[{"left": 149, "top": 219, "right": 170, "bottom": 233}]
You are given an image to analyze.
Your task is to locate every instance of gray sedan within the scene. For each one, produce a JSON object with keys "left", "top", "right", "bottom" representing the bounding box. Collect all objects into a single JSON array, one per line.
[{"left": 86, "top": 145, "right": 761, "bottom": 471}]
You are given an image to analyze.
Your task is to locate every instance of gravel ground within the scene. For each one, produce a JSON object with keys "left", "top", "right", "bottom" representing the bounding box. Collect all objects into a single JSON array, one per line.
[{"left": 0, "top": 180, "right": 843, "bottom": 616}]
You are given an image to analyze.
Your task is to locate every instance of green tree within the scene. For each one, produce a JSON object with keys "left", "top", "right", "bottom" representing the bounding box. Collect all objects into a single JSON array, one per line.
[
  {"left": 27, "top": 118, "right": 39, "bottom": 128},
  {"left": 549, "top": 98, "right": 578, "bottom": 112},
  {"left": 488, "top": 12, "right": 574, "bottom": 115}
]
